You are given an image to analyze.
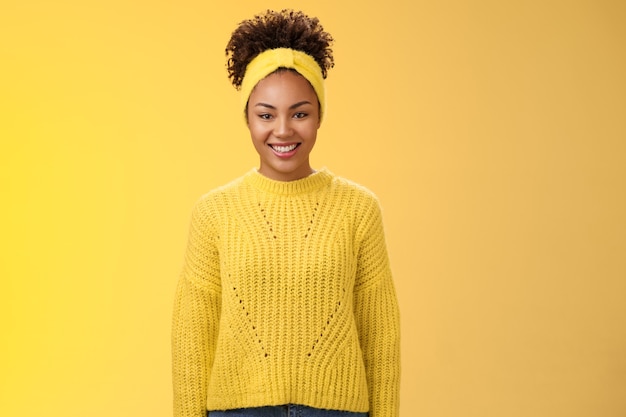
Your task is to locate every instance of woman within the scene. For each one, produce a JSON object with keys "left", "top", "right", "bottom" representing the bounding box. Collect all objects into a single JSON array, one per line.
[{"left": 172, "top": 9, "right": 400, "bottom": 417}]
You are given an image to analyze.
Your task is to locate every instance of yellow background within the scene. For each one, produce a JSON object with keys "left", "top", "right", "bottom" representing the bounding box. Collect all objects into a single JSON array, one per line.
[{"left": 1, "top": 0, "right": 625, "bottom": 416}]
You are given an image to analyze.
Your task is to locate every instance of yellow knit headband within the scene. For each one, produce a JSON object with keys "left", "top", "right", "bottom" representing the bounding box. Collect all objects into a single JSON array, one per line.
[{"left": 240, "top": 48, "right": 326, "bottom": 121}]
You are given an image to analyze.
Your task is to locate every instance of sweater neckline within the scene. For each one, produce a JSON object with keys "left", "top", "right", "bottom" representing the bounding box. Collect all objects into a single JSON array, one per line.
[{"left": 245, "top": 168, "right": 332, "bottom": 195}]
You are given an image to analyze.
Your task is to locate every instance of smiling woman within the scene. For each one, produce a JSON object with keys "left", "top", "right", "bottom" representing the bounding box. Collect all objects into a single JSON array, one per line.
[{"left": 171, "top": 9, "right": 400, "bottom": 417}]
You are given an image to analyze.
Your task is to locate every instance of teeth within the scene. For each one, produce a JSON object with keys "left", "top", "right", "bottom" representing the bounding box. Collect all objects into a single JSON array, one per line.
[{"left": 271, "top": 144, "right": 298, "bottom": 153}]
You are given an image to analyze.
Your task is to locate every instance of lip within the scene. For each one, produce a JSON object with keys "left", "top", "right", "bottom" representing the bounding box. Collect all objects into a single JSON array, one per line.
[{"left": 268, "top": 142, "right": 300, "bottom": 159}]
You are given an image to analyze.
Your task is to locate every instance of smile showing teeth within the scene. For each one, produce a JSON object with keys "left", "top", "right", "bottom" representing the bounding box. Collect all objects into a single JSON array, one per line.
[{"left": 270, "top": 143, "right": 298, "bottom": 153}]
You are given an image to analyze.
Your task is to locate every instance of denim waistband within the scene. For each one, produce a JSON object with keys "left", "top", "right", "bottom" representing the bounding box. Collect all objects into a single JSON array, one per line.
[{"left": 208, "top": 404, "right": 368, "bottom": 417}]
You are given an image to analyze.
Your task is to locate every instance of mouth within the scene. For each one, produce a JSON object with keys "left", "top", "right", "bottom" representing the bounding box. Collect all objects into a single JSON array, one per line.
[{"left": 268, "top": 143, "right": 300, "bottom": 154}]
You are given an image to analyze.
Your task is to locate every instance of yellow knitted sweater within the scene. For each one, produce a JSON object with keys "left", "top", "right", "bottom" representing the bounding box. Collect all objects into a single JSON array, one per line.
[{"left": 172, "top": 168, "right": 400, "bottom": 417}]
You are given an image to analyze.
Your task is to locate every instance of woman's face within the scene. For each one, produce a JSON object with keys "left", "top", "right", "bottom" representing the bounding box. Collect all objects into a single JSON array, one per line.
[{"left": 247, "top": 70, "right": 320, "bottom": 182}]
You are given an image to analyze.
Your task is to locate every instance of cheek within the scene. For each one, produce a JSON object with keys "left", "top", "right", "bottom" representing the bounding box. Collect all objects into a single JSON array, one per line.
[
  {"left": 247, "top": 122, "right": 261, "bottom": 139},
  {"left": 306, "top": 123, "right": 320, "bottom": 140},
  {"left": 248, "top": 124, "right": 270, "bottom": 147}
]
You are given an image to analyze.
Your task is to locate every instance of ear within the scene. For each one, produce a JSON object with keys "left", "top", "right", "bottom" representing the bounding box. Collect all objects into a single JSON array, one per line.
[{"left": 317, "top": 101, "right": 322, "bottom": 128}]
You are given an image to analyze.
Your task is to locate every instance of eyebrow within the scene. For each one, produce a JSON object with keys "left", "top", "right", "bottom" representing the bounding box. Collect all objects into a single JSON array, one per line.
[{"left": 254, "top": 100, "right": 313, "bottom": 110}]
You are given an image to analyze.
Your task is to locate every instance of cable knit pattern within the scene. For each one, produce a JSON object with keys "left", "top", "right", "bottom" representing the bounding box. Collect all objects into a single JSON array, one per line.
[{"left": 172, "top": 168, "right": 400, "bottom": 417}]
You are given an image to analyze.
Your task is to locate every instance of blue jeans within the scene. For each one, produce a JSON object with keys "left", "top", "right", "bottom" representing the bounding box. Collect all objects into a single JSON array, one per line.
[{"left": 208, "top": 404, "right": 368, "bottom": 417}]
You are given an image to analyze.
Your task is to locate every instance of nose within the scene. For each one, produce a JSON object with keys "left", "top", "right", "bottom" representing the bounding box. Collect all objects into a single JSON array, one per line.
[{"left": 273, "top": 117, "right": 293, "bottom": 138}]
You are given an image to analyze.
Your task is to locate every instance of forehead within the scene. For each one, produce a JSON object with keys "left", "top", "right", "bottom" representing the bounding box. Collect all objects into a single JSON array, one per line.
[{"left": 249, "top": 70, "right": 318, "bottom": 104}]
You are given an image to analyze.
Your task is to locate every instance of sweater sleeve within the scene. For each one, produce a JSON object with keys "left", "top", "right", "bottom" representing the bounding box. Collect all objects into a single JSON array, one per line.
[
  {"left": 172, "top": 199, "right": 222, "bottom": 417},
  {"left": 353, "top": 196, "right": 401, "bottom": 417}
]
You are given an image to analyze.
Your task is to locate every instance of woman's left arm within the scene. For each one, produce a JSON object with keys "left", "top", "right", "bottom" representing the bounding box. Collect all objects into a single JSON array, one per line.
[{"left": 353, "top": 195, "right": 401, "bottom": 417}]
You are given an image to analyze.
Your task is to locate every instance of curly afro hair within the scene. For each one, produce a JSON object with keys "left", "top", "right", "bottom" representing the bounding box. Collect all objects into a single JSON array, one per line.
[{"left": 225, "top": 9, "right": 334, "bottom": 90}]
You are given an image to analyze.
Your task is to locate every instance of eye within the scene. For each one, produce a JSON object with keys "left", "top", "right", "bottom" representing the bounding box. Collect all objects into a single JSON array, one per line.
[
  {"left": 293, "top": 112, "right": 308, "bottom": 119},
  {"left": 258, "top": 113, "right": 272, "bottom": 120}
]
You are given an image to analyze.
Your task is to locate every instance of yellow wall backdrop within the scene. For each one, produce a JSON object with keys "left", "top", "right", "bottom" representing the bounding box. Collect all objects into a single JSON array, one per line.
[{"left": 1, "top": 0, "right": 625, "bottom": 416}]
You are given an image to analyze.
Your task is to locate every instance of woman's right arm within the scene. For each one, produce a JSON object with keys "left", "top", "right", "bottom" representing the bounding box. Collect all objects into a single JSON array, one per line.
[{"left": 172, "top": 199, "right": 222, "bottom": 417}]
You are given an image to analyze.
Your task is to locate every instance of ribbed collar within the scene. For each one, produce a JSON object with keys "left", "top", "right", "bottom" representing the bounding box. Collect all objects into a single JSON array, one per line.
[{"left": 244, "top": 168, "right": 333, "bottom": 195}]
